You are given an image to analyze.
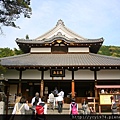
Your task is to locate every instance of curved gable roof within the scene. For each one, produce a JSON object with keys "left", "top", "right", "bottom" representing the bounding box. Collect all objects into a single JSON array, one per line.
[
  {"left": 16, "top": 20, "right": 104, "bottom": 53},
  {"left": 35, "top": 19, "right": 86, "bottom": 40}
]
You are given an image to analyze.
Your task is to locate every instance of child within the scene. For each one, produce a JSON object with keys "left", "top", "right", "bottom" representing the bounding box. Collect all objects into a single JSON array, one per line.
[{"left": 69, "top": 98, "right": 78, "bottom": 115}]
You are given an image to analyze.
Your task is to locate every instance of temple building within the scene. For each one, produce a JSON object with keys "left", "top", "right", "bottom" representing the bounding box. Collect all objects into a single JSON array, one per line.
[{"left": 1, "top": 19, "right": 120, "bottom": 103}]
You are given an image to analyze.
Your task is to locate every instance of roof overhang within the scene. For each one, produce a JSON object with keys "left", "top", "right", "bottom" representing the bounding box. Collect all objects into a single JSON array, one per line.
[{"left": 16, "top": 38, "right": 104, "bottom": 53}]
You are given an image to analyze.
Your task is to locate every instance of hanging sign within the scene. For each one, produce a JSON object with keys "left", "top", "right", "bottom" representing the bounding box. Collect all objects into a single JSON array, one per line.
[{"left": 50, "top": 69, "right": 65, "bottom": 77}]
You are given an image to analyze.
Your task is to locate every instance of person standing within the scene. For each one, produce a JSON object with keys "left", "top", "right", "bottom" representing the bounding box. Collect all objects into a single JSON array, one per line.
[
  {"left": 53, "top": 87, "right": 58, "bottom": 108},
  {"left": 36, "top": 96, "right": 47, "bottom": 120},
  {"left": 31, "top": 92, "right": 41, "bottom": 115},
  {"left": 12, "top": 96, "right": 29, "bottom": 114},
  {"left": 31, "top": 92, "right": 41, "bottom": 106},
  {"left": 69, "top": 98, "right": 78, "bottom": 115},
  {"left": 31, "top": 96, "right": 39, "bottom": 113},
  {"left": 58, "top": 89, "right": 64, "bottom": 98},
  {"left": 37, "top": 96, "right": 47, "bottom": 114},
  {"left": 56, "top": 94, "right": 64, "bottom": 113},
  {"left": 15, "top": 93, "right": 22, "bottom": 103},
  {"left": 48, "top": 91, "right": 54, "bottom": 110},
  {"left": 111, "top": 96, "right": 118, "bottom": 114},
  {"left": 82, "top": 98, "right": 89, "bottom": 115},
  {"left": 12, "top": 96, "right": 29, "bottom": 120}
]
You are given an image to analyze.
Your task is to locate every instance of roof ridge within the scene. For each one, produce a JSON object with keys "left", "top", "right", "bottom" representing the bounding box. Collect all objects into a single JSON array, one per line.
[
  {"left": 0, "top": 53, "right": 30, "bottom": 60},
  {"left": 90, "top": 53, "right": 120, "bottom": 60}
]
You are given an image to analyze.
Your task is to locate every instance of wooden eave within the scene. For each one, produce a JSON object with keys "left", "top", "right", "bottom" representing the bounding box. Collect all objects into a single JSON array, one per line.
[
  {"left": 16, "top": 39, "right": 103, "bottom": 53},
  {"left": 4, "top": 65, "right": 120, "bottom": 71}
]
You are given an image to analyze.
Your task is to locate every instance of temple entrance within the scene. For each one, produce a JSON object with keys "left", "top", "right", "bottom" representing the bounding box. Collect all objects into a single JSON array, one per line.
[
  {"left": 44, "top": 80, "right": 71, "bottom": 97},
  {"left": 21, "top": 82, "right": 40, "bottom": 102},
  {"left": 21, "top": 80, "right": 95, "bottom": 103}
]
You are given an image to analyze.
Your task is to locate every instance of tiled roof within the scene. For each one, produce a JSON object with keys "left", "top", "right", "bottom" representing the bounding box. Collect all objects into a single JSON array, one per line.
[
  {"left": 1, "top": 53, "right": 120, "bottom": 67},
  {"left": 16, "top": 37, "right": 103, "bottom": 44}
]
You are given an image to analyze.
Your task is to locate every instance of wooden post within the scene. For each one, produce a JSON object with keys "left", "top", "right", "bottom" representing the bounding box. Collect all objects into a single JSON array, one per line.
[
  {"left": 95, "top": 80, "right": 97, "bottom": 98},
  {"left": 18, "top": 82, "right": 21, "bottom": 93},
  {"left": 40, "top": 70, "right": 44, "bottom": 97},
  {"left": 18, "top": 70, "right": 22, "bottom": 93},
  {"left": 71, "top": 80, "right": 75, "bottom": 98},
  {"left": 40, "top": 80, "right": 44, "bottom": 97},
  {"left": 93, "top": 97, "right": 96, "bottom": 112},
  {"left": 94, "top": 70, "right": 98, "bottom": 98},
  {"left": 99, "top": 105, "right": 101, "bottom": 114},
  {"left": 71, "top": 70, "right": 75, "bottom": 98}
]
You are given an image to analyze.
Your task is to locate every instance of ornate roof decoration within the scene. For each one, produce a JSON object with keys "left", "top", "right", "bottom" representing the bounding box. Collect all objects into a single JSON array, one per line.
[
  {"left": 35, "top": 19, "right": 86, "bottom": 41},
  {"left": 56, "top": 19, "right": 65, "bottom": 26}
]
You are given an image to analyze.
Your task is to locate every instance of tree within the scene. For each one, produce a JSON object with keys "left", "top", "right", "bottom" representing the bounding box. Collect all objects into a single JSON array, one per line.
[
  {"left": 0, "top": 63, "right": 6, "bottom": 74},
  {"left": 26, "top": 34, "right": 29, "bottom": 39},
  {"left": 0, "top": 47, "right": 23, "bottom": 74},
  {"left": 0, "top": 48, "right": 14, "bottom": 58},
  {"left": 0, "top": 47, "right": 23, "bottom": 58},
  {"left": 0, "top": 0, "right": 32, "bottom": 33},
  {"left": 14, "top": 48, "right": 23, "bottom": 55}
]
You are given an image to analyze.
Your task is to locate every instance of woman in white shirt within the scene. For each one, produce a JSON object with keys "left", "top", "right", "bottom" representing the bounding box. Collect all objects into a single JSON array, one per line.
[{"left": 12, "top": 96, "right": 29, "bottom": 115}]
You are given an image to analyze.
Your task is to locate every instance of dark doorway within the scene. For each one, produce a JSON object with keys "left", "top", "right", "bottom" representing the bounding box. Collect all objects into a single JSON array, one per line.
[
  {"left": 44, "top": 80, "right": 71, "bottom": 97},
  {"left": 75, "top": 81, "right": 95, "bottom": 97},
  {"left": 22, "top": 82, "right": 40, "bottom": 102}
]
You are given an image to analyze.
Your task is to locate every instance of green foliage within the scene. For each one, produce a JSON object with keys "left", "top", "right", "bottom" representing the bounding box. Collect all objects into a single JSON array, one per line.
[
  {"left": 0, "top": 47, "right": 23, "bottom": 73},
  {"left": 0, "top": 48, "right": 14, "bottom": 58},
  {"left": 0, "top": 47, "right": 23, "bottom": 58},
  {"left": 98, "top": 45, "right": 120, "bottom": 57},
  {"left": 26, "top": 34, "right": 29, "bottom": 39},
  {"left": 14, "top": 48, "right": 23, "bottom": 55},
  {"left": 0, "top": 46, "right": 120, "bottom": 58},
  {"left": 0, "top": 0, "right": 31, "bottom": 33},
  {"left": 0, "top": 64, "right": 6, "bottom": 74}
]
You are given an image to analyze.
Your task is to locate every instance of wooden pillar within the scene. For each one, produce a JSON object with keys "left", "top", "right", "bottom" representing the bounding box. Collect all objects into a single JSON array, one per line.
[
  {"left": 99, "top": 105, "right": 101, "bottom": 114},
  {"left": 71, "top": 80, "right": 75, "bottom": 98},
  {"left": 71, "top": 70, "right": 75, "bottom": 98},
  {"left": 93, "top": 97, "right": 96, "bottom": 112},
  {"left": 94, "top": 70, "right": 97, "bottom": 98},
  {"left": 18, "top": 70, "right": 22, "bottom": 93},
  {"left": 95, "top": 80, "right": 97, "bottom": 98},
  {"left": 40, "top": 71, "right": 44, "bottom": 97},
  {"left": 40, "top": 80, "right": 44, "bottom": 97}
]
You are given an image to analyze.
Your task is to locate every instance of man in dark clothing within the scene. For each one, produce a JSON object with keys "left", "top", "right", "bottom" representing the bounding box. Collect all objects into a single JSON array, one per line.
[{"left": 53, "top": 87, "right": 58, "bottom": 108}]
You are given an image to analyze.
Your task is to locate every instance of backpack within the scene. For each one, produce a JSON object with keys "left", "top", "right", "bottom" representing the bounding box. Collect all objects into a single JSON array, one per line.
[
  {"left": 71, "top": 103, "right": 78, "bottom": 115},
  {"left": 36, "top": 103, "right": 45, "bottom": 115},
  {"left": 15, "top": 103, "right": 24, "bottom": 114}
]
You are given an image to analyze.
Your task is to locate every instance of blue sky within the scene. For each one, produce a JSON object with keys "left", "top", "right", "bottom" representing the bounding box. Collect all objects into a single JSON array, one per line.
[{"left": 1, "top": 0, "right": 120, "bottom": 49}]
